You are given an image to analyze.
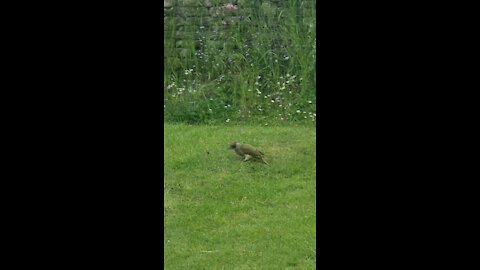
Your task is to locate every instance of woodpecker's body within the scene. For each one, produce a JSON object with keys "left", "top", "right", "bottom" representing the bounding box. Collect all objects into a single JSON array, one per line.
[{"left": 229, "top": 142, "right": 269, "bottom": 165}]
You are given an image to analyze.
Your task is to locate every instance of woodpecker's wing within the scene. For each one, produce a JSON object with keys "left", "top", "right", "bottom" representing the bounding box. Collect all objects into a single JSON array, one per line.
[{"left": 242, "top": 144, "right": 259, "bottom": 155}]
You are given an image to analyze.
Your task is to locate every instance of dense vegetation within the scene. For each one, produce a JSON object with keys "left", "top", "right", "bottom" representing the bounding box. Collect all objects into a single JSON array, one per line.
[{"left": 164, "top": 0, "right": 316, "bottom": 125}]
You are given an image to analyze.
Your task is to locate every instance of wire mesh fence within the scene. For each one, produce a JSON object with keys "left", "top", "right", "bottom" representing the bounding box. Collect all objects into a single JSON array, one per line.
[
  {"left": 164, "top": 0, "right": 316, "bottom": 124},
  {"left": 164, "top": 0, "right": 315, "bottom": 70}
]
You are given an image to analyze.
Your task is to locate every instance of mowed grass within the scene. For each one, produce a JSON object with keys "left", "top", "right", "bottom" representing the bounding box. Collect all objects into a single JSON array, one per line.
[{"left": 164, "top": 123, "right": 316, "bottom": 269}]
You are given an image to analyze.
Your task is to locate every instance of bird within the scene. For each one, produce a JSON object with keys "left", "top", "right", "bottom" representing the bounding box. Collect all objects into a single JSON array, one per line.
[{"left": 228, "top": 142, "right": 269, "bottom": 165}]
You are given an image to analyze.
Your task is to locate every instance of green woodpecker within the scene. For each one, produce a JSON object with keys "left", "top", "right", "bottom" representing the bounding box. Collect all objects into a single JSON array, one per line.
[{"left": 228, "top": 142, "right": 269, "bottom": 165}]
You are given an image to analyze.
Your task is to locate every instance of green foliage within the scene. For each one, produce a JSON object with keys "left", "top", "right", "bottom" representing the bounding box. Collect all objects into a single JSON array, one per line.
[
  {"left": 164, "top": 123, "right": 316, "bottom": 269},
  {"left": 164, "top": 1, "right": 316, "bottom": 125}
]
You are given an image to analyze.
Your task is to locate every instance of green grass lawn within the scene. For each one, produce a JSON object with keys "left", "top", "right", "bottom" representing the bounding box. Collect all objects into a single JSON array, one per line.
[{"left": 164, "top": 123, "right": 316, "bottom": 269}]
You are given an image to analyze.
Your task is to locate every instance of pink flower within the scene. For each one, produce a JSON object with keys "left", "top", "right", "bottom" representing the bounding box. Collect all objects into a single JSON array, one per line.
[{"left": 224, "top": 3, "right": 238, "bottom": 11}]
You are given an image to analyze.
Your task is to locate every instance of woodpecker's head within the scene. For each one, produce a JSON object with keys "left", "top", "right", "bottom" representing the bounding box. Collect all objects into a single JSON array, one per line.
[{"left": 228, "top": 142, "right": 239, "bottom": 149}]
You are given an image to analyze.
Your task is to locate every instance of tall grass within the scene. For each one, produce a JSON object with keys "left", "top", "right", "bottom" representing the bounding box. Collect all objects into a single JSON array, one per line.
[{"left": 164, "top": 0, "right": 316, "bottom": 125}]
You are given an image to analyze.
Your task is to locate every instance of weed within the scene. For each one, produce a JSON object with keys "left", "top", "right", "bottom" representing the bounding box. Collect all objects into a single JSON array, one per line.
[{"left": 164, "top": 1, "right": 316, "bottom": 125}]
